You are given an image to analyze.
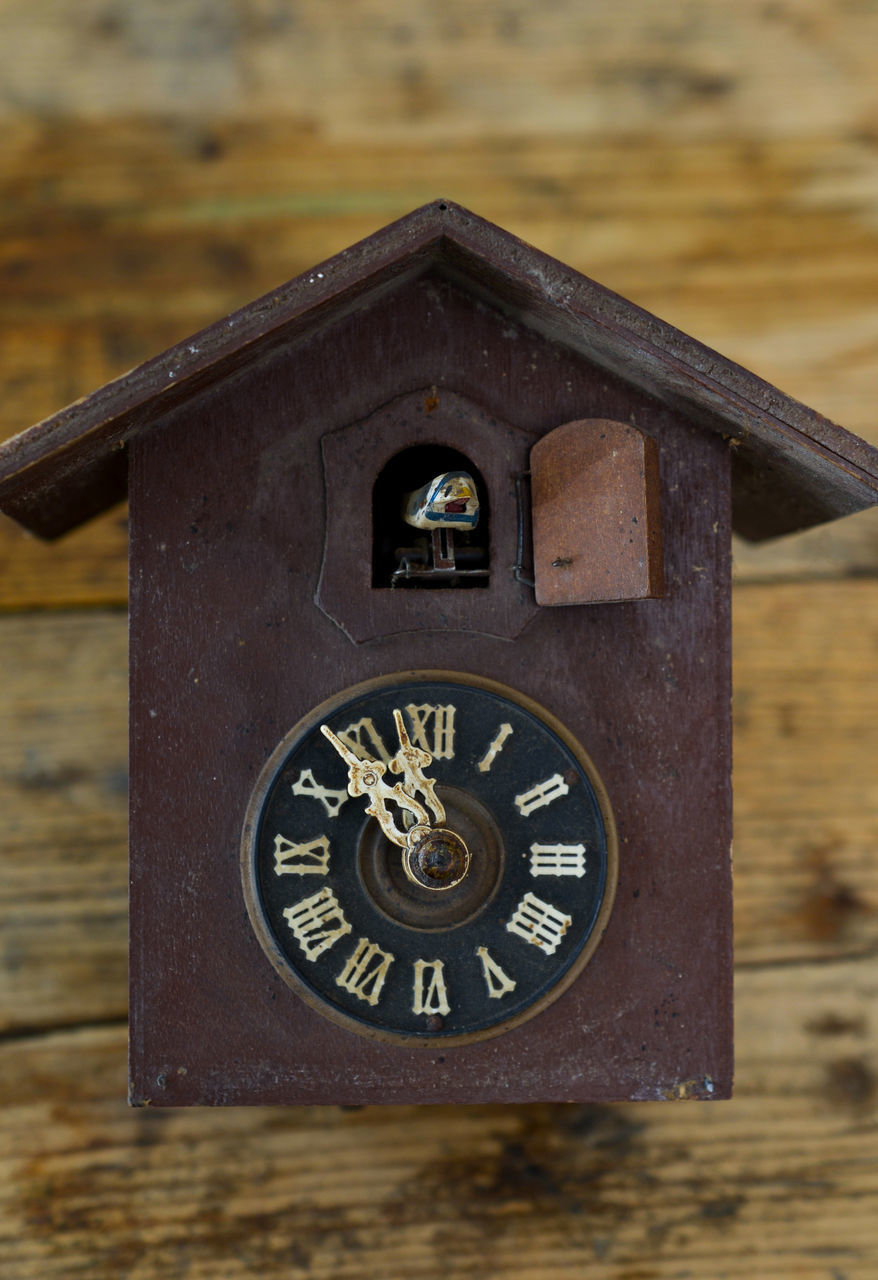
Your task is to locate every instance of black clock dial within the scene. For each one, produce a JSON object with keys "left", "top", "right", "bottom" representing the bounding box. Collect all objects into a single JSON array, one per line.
[{"left": 242, "top": 672, "right": 617, "bottom": 1045}]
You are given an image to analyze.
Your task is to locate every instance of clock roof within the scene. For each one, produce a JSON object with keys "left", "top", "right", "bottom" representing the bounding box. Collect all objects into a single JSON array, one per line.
[{"left": 1, "top": 198, "right": 876, "bottom": 540}]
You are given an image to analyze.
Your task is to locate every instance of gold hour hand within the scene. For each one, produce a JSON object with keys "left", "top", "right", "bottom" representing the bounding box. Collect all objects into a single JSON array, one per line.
[
  {"left": 388, "top": 709, "right": 446, "bottom": 827},
  {"left": 320, "top": 724, "right": 430, "bottom": 848}
]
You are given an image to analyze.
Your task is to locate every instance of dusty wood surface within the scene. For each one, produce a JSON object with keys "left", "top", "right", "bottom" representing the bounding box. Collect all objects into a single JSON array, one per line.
[{"left": 0, "top": 0, "right": 877, "bottom": 1275}]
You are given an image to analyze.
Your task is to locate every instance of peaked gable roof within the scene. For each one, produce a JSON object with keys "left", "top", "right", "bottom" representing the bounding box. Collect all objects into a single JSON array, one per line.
[{"left": 1, "top": 199, "right": 876, "bottom": 540}]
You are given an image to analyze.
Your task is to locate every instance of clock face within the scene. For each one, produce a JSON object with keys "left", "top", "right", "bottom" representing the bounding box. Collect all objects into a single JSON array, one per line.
[{"left": 241, "top": 672, "right": 617, "bottom": 1045}]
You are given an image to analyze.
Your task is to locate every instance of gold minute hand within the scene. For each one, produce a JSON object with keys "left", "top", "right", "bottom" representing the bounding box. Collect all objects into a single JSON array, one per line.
[
  {"left": 388, "top": 709, "right": 446, "bottom": 827},
  {"left": 319, "top": 724, "right": 430, "bottom": 848}
]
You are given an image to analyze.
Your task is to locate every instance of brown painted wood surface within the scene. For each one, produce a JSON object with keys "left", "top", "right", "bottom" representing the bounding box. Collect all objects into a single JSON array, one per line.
[
  {"left": 531, "top": 419, "right": 664, "bottom": 605},
  {"left": 1, "top": 0, "right": 877, "bottom": 1272},
  {"left": 126, "top": 287, "right": 732, "bottom": 1105}
]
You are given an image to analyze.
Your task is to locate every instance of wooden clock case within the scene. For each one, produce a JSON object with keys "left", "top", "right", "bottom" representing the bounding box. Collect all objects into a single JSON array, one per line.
[{"left": 1, "top": 201, "right": 876, "bottom": 1106}]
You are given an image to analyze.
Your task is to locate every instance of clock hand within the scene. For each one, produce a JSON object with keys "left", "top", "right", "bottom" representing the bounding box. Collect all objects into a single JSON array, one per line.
[
  {"left": 388, "top": 709, "right": 446, "bottom": 827},
  {"left": 321, "top": 717, "right": 470, "bottom": 893},
  {"left": 319, "top": 725, "right": 430, "bottom": 849},
  {"left": 386, "top": 707, "right": 470, "bottom": 892}
]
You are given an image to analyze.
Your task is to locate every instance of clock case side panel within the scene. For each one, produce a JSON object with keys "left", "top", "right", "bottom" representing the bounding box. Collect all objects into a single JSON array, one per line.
[{"left": 127, "top": 271, "right": 732, "bottom": 1106}]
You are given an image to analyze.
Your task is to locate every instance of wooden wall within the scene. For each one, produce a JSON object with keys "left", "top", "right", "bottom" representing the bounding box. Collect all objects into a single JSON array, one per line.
[{"left": 1, "top": 3, "right": 876, "bottom": 1275}]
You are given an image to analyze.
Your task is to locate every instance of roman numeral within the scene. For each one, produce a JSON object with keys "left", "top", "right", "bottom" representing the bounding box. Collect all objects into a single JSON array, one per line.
[
  {"left": 291, "top": 768, "right": 349, "bottom": 819},
  {"left": 336, "top": 937, "right": 395, "bottom": 1006},
  {"left": 335, "top": 716, "right": 391, "bottom": 763},
  {"left": 476, "top": 723, "right": 513, "bottom": 773},
  {"left": 405, "top": 703, "right": 456, "bottom": 759},
  {"left": 514, "top": 773, "right": 569, "bottom": 816},
  {"left": 528, "top": 843, "right": 586, "bottom": 878},
  {"left": 506, "top": 892, "right": 572, "bottom": 956},
  {"left": 272, "top": 833, "right": 330, "bottom": 876},
  {"left": 412, "top": 958, "right": 450, "bottom": 1016},
  {"left": 475, "top": 946, "right": 516, "bottom": 999},
  {"left": 387, "top": 709, "right": 445, "bottom": 826},
  {"left": 283, "top": 887, "right": 352, "bottom": 960}
]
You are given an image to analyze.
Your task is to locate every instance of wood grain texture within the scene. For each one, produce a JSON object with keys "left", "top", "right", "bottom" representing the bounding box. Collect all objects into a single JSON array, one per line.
[
  {"left": 0, "top": 0, "right": 877, "bottom": 1271},
  {"left": 0, "top": 0, "right": 876, "bottom": 144},
  {"left": 0, "top": 510, "right": 128, "bottom": 611},
  {"left": 0, "top": 964, "right": 875, "bottom": 1280},
  {"left": 0, "top": 613, "right": 128, "bottom": 1032}
]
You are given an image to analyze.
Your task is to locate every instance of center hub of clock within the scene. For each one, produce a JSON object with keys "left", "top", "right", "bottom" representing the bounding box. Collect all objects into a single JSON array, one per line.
[
  {"left": 404, "top": 827, "right": 471, "bottom": 891},
  {"left": 358, "top": 784, "right": 504, "bottom": 931}
]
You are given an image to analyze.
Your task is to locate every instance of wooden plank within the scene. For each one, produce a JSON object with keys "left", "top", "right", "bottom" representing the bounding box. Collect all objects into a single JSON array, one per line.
[
  {"left": 1, "top": 0, "right": 877, "bottom": 148},
  {"left": 0, "top": 510, "right": 128, "bottom": 610},
  {"left": 0, "top": 951, "right": 875, "bottom": 1279},
  {"left": 733, "top": 579, "right": 878, "bottom": 967},
  {"left": 732, "top": 508, "right": 878, "bottom": 584},
  {"left": 0, "top": 613, "right": 128, "bottom": 1032}
]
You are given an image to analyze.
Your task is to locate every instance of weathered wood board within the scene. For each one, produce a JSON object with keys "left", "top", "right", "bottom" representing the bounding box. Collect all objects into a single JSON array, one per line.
[{"left": 1, "top": 0, "right": 878, "bottom": 1272}]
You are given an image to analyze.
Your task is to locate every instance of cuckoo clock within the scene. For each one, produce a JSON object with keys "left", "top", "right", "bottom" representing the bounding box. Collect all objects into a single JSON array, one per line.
[{"left": 2, "top": 202, "right": 877, "bottom": 1105}]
